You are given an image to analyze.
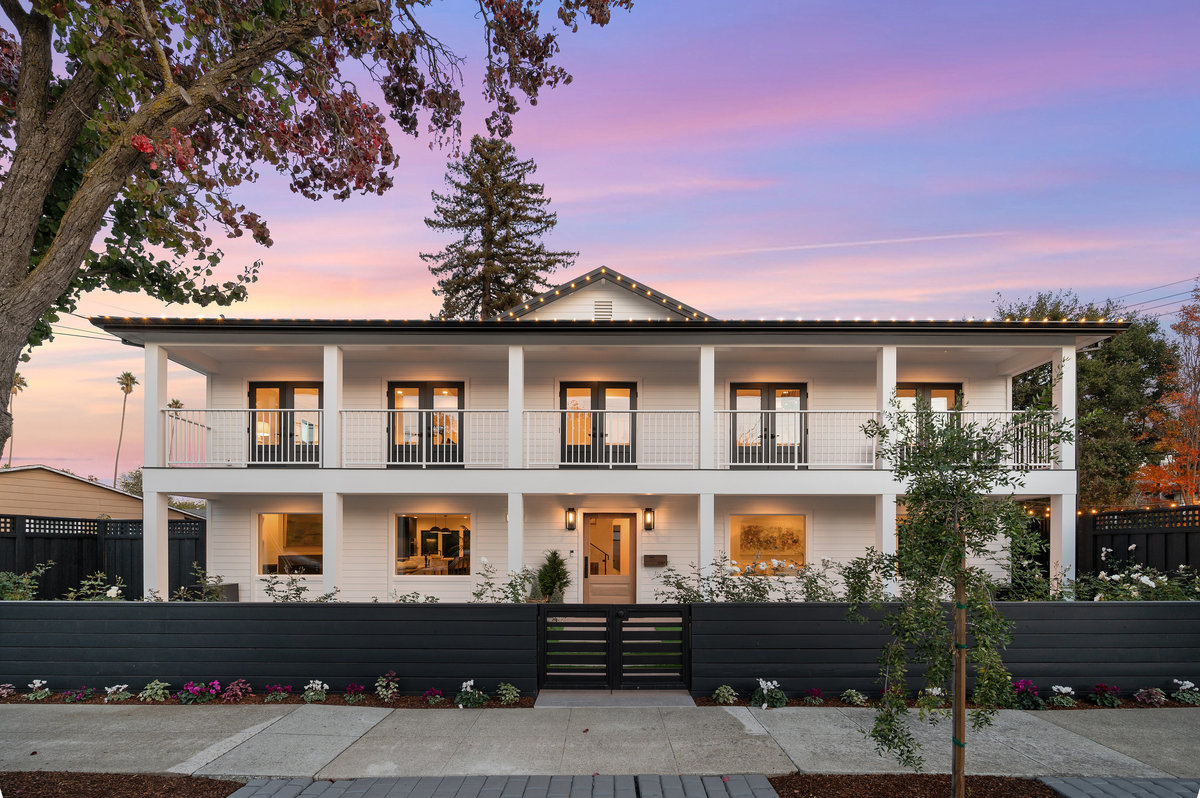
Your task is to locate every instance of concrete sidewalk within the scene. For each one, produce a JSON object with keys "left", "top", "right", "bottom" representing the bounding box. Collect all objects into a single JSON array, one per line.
[{"left": 0, "top": 705, "right": 1196, "bottom": 781}]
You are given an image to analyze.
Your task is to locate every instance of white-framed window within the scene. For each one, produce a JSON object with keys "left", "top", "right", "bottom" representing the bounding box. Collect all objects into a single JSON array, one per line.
[
  {"left": 258, "top": 513, "right": 323, "bottom": 575},
  {"left": 396, "top": 513, "right": 472, "bottom": 576},
  {"left": 729, "top": 514, "right": 806, "bottom": 575}
]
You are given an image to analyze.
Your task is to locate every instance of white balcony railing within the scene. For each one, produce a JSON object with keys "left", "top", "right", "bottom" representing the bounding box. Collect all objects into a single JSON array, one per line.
[
  {"left": 164, "top": 409, "right": 322, "bottom": 467},
  {"left": 524, "top": 410, "right": 700, "bottom": 468},
  {"left": 905, "top": 411, "right": 1060, "bottom": 469},
  {"left": 163, "top": 408, "right": 1060, "bottom": 470},
  {"left": 340, "top": 409, "right": 507, "bottom": 468},
  {"left": 716, "top": 410, "right": 880, "bottom": 469}
]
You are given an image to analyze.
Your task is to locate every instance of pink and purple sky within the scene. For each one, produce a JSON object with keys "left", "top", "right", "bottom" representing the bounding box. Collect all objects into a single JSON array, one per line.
[{"left": 6, "top": 0, "right": 1199, "bottom": 481}]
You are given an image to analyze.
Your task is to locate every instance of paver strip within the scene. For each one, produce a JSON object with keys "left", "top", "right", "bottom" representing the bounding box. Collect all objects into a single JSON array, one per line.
[{"left": 1039, "top": 777, "right": 1200, "bottom": 798}]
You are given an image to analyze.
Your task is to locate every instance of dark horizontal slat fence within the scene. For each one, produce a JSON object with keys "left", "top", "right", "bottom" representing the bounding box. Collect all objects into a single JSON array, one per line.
[
  {"left": 0, "top": 515, "right": 204, "bottom": 598},
  {"left": 0, "top": 602, "right": 539, "bottom": 695},
  {"left": 1077, "top": 507, "right": 1200, "bottom": 573},
  {"left": 690, "top": 601, "right": 1200, "bottom": 697}
]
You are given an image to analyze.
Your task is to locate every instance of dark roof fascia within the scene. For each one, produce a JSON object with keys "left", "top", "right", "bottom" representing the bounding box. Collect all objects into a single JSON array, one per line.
[
  {"left": 91, "top": 316, "right": 1130, "bottom": 338},
  {"left": 495, "top": 266, "right": 716, "bottom": 321}
]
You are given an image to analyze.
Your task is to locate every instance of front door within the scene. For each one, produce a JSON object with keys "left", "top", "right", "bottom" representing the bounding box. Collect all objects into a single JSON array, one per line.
[
  {"left": 560, "top": 383, "right": 637, "bottom": 466},
  {"left": 583, "top": 513, "right": 637, "bottom": 603}
]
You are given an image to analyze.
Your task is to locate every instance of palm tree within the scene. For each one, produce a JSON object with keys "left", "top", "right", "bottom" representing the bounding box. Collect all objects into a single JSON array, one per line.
[
  {"left": 166, "top": 399, "right": 184, "bottom": 463},
  {"left": 113, "top": 371, "right": 139, "bottom": 486},
  {"left": 5, "top": 372, "right": 26, "bottom": 467}
]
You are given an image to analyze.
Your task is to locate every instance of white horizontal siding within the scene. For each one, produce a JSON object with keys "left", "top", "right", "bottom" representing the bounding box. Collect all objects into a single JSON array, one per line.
[{"left": 522, "top": 281, "right": 687, "bottom": 321}]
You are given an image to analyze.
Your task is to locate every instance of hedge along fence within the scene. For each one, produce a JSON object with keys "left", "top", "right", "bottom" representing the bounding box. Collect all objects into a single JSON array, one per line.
[
  {"left": 0, "top": 602, "right": 539, "bottom": 696},
  {"left": 689, "top": 601, "right": 1200, "bottom": 698}
]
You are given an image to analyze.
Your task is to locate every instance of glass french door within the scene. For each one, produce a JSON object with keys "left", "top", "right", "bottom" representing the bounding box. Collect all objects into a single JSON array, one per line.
[
  {"left": 730, "top": 383, "right": 807, "bottom": 466},
  {"left": 248, "top": 382, "right": 322, "bottom": 465},
  {"left": 387, "top": 382, "right": 464, "bottom": 467},
  {"left": 560, "top": 382, "right": 637, "bottom": 466},
  {"left": 896, "top": 383, "right": 962, "bottom": 413}
]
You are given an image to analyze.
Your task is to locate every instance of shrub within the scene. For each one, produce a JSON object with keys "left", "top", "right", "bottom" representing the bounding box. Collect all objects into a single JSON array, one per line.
[
  {"left": 751, "top": 678, "right": 787, "bottom": 709},
  {"left": 1133, "top": 687, "right": 1167, "bottom": 707},
  {"left": 375, "top": 670, "right": 400, "bottom": 702},
  {"left": 303, "top": 680, "right": 329, "bottom": 703},
  {"left": 26, "top": 680, "right": 51, "bottom": 701},
  {"left": 344, "top": 683, "right": 366, "bottom": 704},
  {"left": 1171, "top": 679, "right": 1200, "bottom": 706},
  {"left": 138, "top": 680, "right": 171, "bottom": 703},
  {"left": 64, "top": 572, "right": 126, "bottom": 601},
  {"left": 264, "top": 684, "right": 292, "bottom": 703},
  {"left": 62, "top": 686, "right": 95, "bottom": 703},
  {"left": 178, "top": 680, "right": 221, "bottom": 704},
  {"left": 537, "top": 550, "right": 571, "bottom": 600},
  {"left": 712, "top": 685, "right": 738, "bottom": 705},
  {"left": 423, "top": 687, "right": 445, "bottom": 705},
  {"left": 171, "top": 563, "right": 225, "bottom": 602},
  {"left": 104, "top": 684, "right": 133, "bottom": 703},
  {"left": 259, "top": 573, "right": 339, "bottom": 603},
  {"left": 0, "top": 561, "right": 53, "bottom": 600},
  {"left": 1089, "top": 683, "right": 1121, "bottom": 708},
  {"left": 392, "top": 590, "right": 439, "bottom": 603},
  {"left": 527, "top": 578, "right": 545, "bottom": 602},
  {"left": 220, "top": 679, "right": 253, "bottom": 704},
  {"left": 802, "top": 688, "right": 823, "bottom": 706},
  {"left": 470, "top": 561, "right": 536, "bottom": 603},
  {"left": 1046, "top": 685, "right": 1076, "bottom": 708},
  {"left": 840, "top": 689, "right": 869, "bottom": 707},
  {"left": 1012, "top": 679, "right": 1046, "bottom": 711},
  {"left": 496, "top": 682, "right": 521, "bottom": 705},
  {"left": 455, "top": 679, "right": 488, "bottom": 708}
]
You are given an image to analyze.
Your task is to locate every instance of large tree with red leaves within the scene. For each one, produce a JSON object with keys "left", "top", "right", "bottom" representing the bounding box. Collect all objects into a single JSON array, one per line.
[
  {"left": 0, "top": 0, "right": 631, "bottom": 455},
  {"left": 1138, "top": 284, "right": 1200, "bottom": 505}
]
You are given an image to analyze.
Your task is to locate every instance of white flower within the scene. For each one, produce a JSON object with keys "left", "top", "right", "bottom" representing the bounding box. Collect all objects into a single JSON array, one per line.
[
  {"left": 105, "top": 684, "right": 128, "bottom": 695},
  {"left": 461, "top": 679, "right": 474, "bottom": 691},
  {"left": 757, "top": 562, "right": 768, "bottom": 571},
  {"left": 770, "top": 559, "right": 782, "bottom": 568},
  {"left": 725, "top": 565, "right": 740, "bottom": 575},
  {"left": 743, "top": 565, "right": 754, "bottom": 573},
  {"left": 1128, "top": 544, "right": 1137, "bottom": 551},
  {"left": 480, "top": 557, "right": 489, "bottom": 565},
  {"left": 305, "top": 680, "right": 328, "bottom": 692},
  {"left": 1174, "top": 679, "right": 1195, "bottom": 691},
  {"left": 29, "top": 679, "right": 45, "bottom": 690},
  {"left": 1051, "top": 685, "right": 1074, "bottom": 695},
  {"left": 730, "top": 560, "right": 738, "bottom": 566},
  {"left": 106, "top": 586, "right": 120, "bottom": 598},
  {"left": 1098, "top": 572, "right": 1109, "bottom": 580},
  {"left": 1138, "top": 575, "right": 1155, "bottom": 587},
  {"left": 926, "top": 687, "right": 944, "bottom": 697}
]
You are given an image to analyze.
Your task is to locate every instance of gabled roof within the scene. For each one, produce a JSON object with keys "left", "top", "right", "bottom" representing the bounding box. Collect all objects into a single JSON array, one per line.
[{"left": 493, "top": 266, "right": 716, "bottom": 321}]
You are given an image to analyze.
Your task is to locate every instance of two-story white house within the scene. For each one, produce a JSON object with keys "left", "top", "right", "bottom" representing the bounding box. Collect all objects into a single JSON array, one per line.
[{"left": 92, "top": 267, "right": 1122, "bottom": 602}]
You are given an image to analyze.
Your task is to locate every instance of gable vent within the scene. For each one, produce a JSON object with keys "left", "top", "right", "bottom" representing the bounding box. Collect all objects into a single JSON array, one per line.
[{"left": 593, "top": 299, "right": 613, "bottom": 320}]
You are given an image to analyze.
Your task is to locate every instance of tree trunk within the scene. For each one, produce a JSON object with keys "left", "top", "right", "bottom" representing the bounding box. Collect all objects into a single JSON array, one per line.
[
  {"left": 114, "top": 392, "right": 129, "bottom": 487},
  {"left": 953, "top": 503, "right": 966, "bottom": 798}
]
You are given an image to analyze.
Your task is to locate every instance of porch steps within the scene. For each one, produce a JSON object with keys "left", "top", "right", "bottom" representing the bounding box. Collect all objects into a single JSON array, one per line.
[{"left": 533, "top": 690, "right": 696, "bottom": 708}]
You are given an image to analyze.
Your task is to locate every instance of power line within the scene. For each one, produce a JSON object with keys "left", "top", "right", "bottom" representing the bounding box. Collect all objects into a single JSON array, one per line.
[
  {"left": 1126, "top": 290, "right": 1192, "bottom": 308},
  {"left": 1113, "top": 275, "right": 1199, "bottom": 301},
  {"left": 47, "top": 330, "right": 124, "bottom": 343},
  {"left": 1136, "top": 298, "right": 1189, "bottom": 314}
]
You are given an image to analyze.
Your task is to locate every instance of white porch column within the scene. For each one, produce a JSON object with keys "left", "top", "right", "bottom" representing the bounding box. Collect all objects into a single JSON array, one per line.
[
  {"left": 144, "top": 343, "right": 168, "bottom": 468},
  {"left": 322, "top": 492, "right": 344, "bottom": 595},
  {"left": 1050, "top": 493, "right": 1077, "bottom": 583},
  {"left": 1052, "top": 345, "right": 1077, "bottom": 470},
  {"left": 507, "top": 345, "right": 524, "bottom": 469},
  {"left": 322, "top": 345, "right": 343, "bottom": 469},
  {"left": 698, "top": 493, "right": 715, "bottom": 572},
  {"left": 875, "top": 493, "right": 898, "bottom": 595},
  {"left": 142, "top": 491, "right": 170, "bottom": 599},
  {"left": 699, "top": 346, "right": 715, "bottom": 469},
  {"left": 507, "top": 492, "right": 524, "bottom": 572},
  {"left": 876, "top": 345, "right": 897, "bottom": 469}
]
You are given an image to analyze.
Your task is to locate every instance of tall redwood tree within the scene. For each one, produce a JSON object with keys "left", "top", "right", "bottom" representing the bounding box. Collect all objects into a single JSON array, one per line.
[{"left": 0, "top": 0, "right": 632, "bottom": 455}]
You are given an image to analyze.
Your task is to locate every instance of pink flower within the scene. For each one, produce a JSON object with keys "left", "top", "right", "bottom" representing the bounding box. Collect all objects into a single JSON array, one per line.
[{"left": 131, "top": 134, "right": 153, "bottom": 154}]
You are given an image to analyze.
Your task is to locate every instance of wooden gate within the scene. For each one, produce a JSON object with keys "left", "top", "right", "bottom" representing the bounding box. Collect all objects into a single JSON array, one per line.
[{"left": 538, "top": 604, "right": 690, "bottom": 690}]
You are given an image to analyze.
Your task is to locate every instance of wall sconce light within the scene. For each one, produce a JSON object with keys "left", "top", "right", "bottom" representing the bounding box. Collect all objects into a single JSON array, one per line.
[
  {"left": 565, "top": 508, "right": 577, "bottom": 531},
  {"left": 643, "top": 508, "right": 655, "bottom": 531}
]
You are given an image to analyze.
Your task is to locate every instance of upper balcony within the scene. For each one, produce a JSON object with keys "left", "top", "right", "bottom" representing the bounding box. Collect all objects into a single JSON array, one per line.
[{"left": 161, "top": 407, "right": 1061, "bottom": 470}]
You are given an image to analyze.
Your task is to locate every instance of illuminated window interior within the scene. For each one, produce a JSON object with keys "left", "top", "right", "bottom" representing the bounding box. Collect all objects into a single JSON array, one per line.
[
  {"left": 397, "top": 514, "right": 471, "bottom": 576},
  {"left": 730, "top": 514, "right": 806, "bottom": 575},
  {"left": 259, "top": 513, "right": 322, "bottom": 574}
]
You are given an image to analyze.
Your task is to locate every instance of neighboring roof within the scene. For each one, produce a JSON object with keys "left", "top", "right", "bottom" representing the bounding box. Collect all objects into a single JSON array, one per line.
[
  {"left": 493, "top": 266, "right": 715, "bottom": 321},
  {"left": 0, "top": 465, "right": 205, "bottom": 520}
]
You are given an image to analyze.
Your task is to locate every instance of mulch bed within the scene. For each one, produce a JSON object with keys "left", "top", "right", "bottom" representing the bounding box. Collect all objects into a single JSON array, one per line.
[
  {"left": 0, "top": 771, "right": 242, "bottom": 798},
  {"left": 768, "top": 773, "right": 1059, "bottom": 798},
  {"left": 0, "top": 693, "right": 536, "bottom": 709}
]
